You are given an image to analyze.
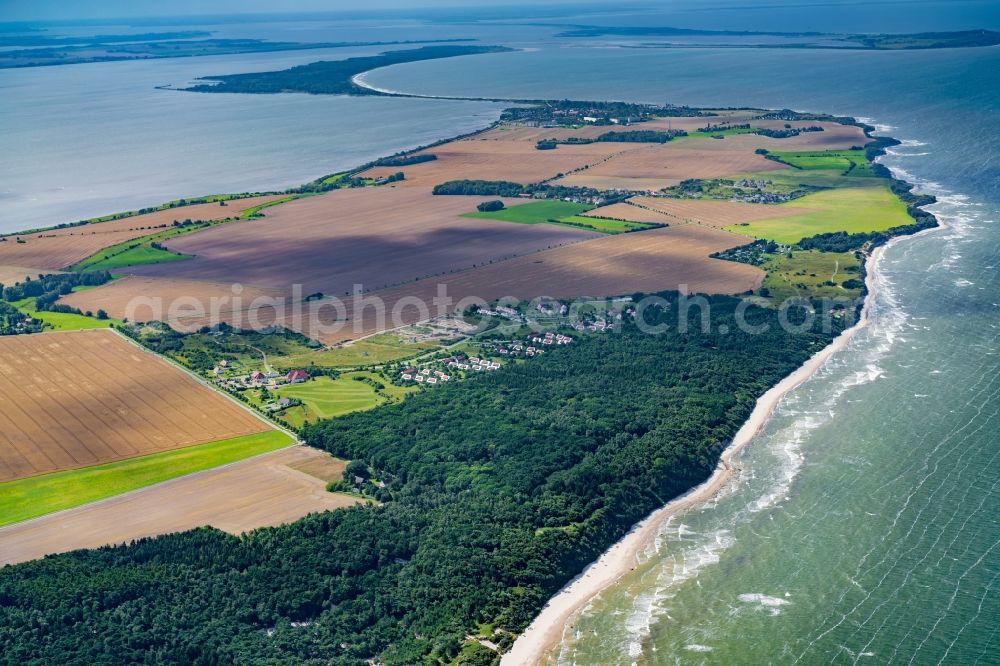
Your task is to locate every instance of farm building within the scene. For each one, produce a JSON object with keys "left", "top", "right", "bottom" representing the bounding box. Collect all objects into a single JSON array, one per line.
[{"left": 286, "top": 369, "right": 309, "bottom": 384}]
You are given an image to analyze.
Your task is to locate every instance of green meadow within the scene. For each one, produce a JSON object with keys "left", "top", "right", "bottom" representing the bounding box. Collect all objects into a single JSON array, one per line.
[
  {"left": 275, "top": 335, "right": 439, "bottom": 368},
  {"left": 0, "top": 430, "right": 292, "bottom": 526},
  {"left": 11, "top": 297, "right": 120, "bottom": 331},
  {"left": 466, "top": 200, "right": 656, "bottom": 233},
  {"left": 270, "top": 372, "right": 416, "bottom": 428},
  {"left": 759, "top": 250, "right": 864, "bottom": 302},
  {"left": 767, "top": 148, "right": 875, "bottom": 176},
  {"left": 726, "top": 185, "right": 911, "bottom": 244},
  {"left": 464, "top": 200, "right": 592, "bottom": 224}
]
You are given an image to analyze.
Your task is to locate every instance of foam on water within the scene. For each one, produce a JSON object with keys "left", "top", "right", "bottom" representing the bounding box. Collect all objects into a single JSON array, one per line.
[{"left": 556, "top": 126, "right": 922, "bottom": 664}]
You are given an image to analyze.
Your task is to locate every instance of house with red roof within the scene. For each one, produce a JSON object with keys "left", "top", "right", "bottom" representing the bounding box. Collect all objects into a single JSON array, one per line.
[{"left": 285, "top": 369, "right": 309, "bottom": 384}]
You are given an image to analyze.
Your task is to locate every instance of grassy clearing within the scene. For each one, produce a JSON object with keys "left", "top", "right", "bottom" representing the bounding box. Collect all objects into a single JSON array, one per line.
[
  {"left": 731, "top": 168, "right": 883, "bottom": 191},
  {"left": 68, "top": 198, "right": 301, "bottom": 272},
  {"left": 79, "top": 243, "right": 191, "bottom": 271},
  {"left": 766, "top": 149, "right": 875, "bottom": 176},
  {"left": 70, "top": 225, "right": 200, "bottom": 272},
  {"left": 275, "top": 336, "right": 439, "bottom": 368},
  {"left": 558, "top": 215, "right": 655, "bottom": 233},
  {"left": 725, "top": 185, "right": 911, "bottom": 244},
  {"left": 465, "top": 200, "right": 654, "bottom": 234},
  {"left": 464, "top": 200, "right": 592, "bottom": 224},
  {"left": 238, "top": 195, "right": 297, "bottom": 219},
  {"left": 0, "top": 430, "right": 292, "bottom": 527},
  {"left": 11, "top": 297, "right": 120, "bottom": 331},
  {"left": 269, "top": 372, "right": 416, "bottom": 428},
  {"left": 759, "top": 250, "right": 863, "bottom": 302}
]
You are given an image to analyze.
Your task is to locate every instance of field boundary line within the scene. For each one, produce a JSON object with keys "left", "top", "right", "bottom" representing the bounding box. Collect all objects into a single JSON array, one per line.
[
  {"left": 110, "top": 327, "right": 300, "bottom": 442},
  {"left": 0, "top": 441, "right": 303, "bottom": 536}
]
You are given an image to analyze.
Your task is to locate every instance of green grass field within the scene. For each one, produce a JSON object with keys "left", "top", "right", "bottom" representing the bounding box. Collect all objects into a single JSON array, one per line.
[
  {"left": 239, "top": 195, "right": 297, "bottom": 219},
  {"left": 465, "top": 200, "right": 657, "bottom": 234},
  {"left": 0, "top": 430, "right": 292, "bottom": 527},
  {"left": 78, "top": 243, "right": 191, "bottom": 271},
  {"left": 272, "top": 372, "right": 415, "bottom": 427},
  {"left": 464, "top": 200, "right": 592, "bottom": 224},
  {"left": 558, "top": 215, "right": 655, "bottom": 233},
  {"left": 11, "top": 297, "right": 120, "bottom": 331},
  {"left": 759, "top": 250, "right": 864, "bottom": 302},
  {"left": 275, "top": 336, "right": 439, "bottom": 369},
  {"left": 767, "top": 149, "right": 875, "bottom": 176},
  {"left": 725, "top": 185, "right": 911, "bottom": 244}
]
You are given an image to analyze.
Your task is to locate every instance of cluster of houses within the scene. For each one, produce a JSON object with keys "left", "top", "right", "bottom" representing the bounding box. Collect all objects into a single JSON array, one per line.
[
  {"left": 536, "top": 301, "right": 569, "bottom": 317},
  {"left": 529, "top": 331, "right": 573, "bottom": 346},
  {"left": 476, "top": 305, "right": 523, "bottom": 321},
  {"left": 400, "top": 367, "right": 452, "bottom": 384},
  {"left": 494, "top": 342, "right": 545, "bottom": 357},
  {"left": 447, "top": 355, "right": 502, "bottom": 372}
]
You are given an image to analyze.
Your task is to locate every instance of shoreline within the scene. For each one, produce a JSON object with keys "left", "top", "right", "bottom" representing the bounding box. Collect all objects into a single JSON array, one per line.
[{"left": 501, "top": 242, "right": 890, "bottom": 665}]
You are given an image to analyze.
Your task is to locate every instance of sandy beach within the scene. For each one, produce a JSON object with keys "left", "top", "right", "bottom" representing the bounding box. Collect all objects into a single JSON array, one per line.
[{"left": 501, "top": 245, "right": 889, "bottom": 666}]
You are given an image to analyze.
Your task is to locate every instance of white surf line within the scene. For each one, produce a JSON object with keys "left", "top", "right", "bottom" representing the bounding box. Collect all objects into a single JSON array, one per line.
[
  {"left": 501, "top": 247, "right": 886, "bottom": 666},
  {"left": 503, "top": 132, "right": 946, "bottom": 666}
]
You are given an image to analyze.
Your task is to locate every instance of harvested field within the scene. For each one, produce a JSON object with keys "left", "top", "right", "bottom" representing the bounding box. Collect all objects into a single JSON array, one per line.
[
  {"left": 268, "top": 225, "right": 764, "bottom": 345},
  {"left": 0, "top": 195, "right": 287, "bottom": 271},
  {"left": 581, "top": 202, "right": 677, "bottom": 225},
  {"left": 59, "top": 276, "right": 284, "bottom": 328},
  {"left": 638, "top": 114, "right": 757, "bottom": 133},
  {"left": 359, "top": 136, "right": 646, "bottom": 187},
  {"left": 419, "top": 224, "right": 764, "bottom": 300},
  {"left": 0, "top": 329, "right": 271, "bottom": 482},
  {"left": 68, "top": 225, "right": 762, "bottom": 343},
  {"left": 129, "top": 187, "right": 599, "bottom": 294},
  {"left": 683, "top": 125, "right": 867, "bottom": 153},
  {"left": 0, "top": 446, "right": 361, "bottom": 566},
  {"left": 628, "top": 197, "right": 816, "bottom": 228},
  {"left": 473, "top": 118, "right": 865, "bottom": 153},
  {"left": 555, "top": 143, "right": 786, "bottom": 191},
  {"left": 0, "top": 265, "right": 50, "bottom": 286}
]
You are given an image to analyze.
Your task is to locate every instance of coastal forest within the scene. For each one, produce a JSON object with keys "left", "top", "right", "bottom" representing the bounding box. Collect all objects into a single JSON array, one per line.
[{"left": 0, "top": 293, "right": 840, "bottom": 665}]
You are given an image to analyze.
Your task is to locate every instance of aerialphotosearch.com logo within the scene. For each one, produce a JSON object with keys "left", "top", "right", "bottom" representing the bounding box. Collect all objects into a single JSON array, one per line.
[{"left": 121, "top": 282, "right": 864, "bottom": 338}]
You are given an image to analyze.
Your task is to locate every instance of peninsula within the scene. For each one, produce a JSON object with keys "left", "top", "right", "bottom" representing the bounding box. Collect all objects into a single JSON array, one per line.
[{"left": 0, "top": 93, "right": 936, "bottom": 666}]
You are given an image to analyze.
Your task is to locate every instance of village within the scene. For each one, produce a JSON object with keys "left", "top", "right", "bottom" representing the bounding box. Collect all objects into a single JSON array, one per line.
[{"left": 395, "top": 298, "right": 635, "bottom": 388}]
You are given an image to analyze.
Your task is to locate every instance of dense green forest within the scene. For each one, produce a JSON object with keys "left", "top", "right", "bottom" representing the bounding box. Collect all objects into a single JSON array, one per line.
[
  {"left": 185, "top": 45, "right": 513, "bottom": 96},
  {"left": 0, "top": 293, "right": 839, "bottom": 665},
  {"left": 0, "top": 271, "right": 111, "bottom": 312},
  {"left": 432, "top": 180, "right": 526, "bottom": 196}
]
